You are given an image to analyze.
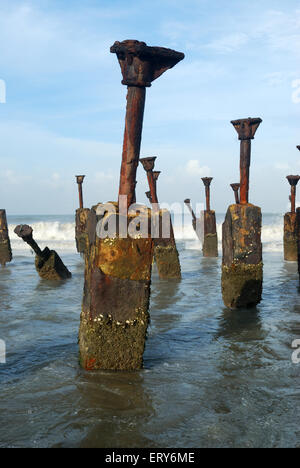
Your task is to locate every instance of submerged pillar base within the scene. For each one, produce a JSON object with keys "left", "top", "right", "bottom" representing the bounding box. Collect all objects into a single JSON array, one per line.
[
  {"left": 0, "top": 210, "right": 12, "bottom": 267},
  {"left": 200, "top": 211, "right": 218, "bottom": 257},
  {"left": 75, "top": 208, "right": 91, "bottom": 255},
  {"left": 284, "top": 212, "right": 297, "bottom": 261},
  {"left": 222, "top": 204, "right": 262, "bottom": 309},
  {"left": 153, "top": 210, "right": 181, "bottom": 279},
  {"left": 35, "top": 248, "right": 72, "bottom": 280},
  {"left": 79, "top": 205, "right": 154, "bottom": 371}
]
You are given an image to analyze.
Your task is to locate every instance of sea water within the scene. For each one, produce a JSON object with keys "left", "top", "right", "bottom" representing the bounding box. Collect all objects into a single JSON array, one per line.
[{"left": 0, "top": 213, "right": 299, "bottom": 448}]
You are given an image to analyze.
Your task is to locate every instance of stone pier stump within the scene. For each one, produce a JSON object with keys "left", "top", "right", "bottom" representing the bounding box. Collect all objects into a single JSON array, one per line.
[
  {"left": 284, "top": 212, "right": 298, "bottom": 261},
  {"left": 0, "top": 209, "right": 12, "bottom": 266},
  {"left": 222, "top": 204, "right": 263, "bottom": 309},
  {"left": 200, "top": 210, "right": 218, "bottom": 257},
  {"left": 75, "top": 208, "right": 90, "bottom": 255},
  {"left": 153, "top": 209, "right": 181, "bottom": 279}
]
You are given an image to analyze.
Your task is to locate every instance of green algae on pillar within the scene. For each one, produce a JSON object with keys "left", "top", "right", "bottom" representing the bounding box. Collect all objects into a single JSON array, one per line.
[
  {"left": 284, "top": 175, "right": 300, "bottom": 262},
  {"left": 0, "top": 209, "right": 12, "bottom": 267}
]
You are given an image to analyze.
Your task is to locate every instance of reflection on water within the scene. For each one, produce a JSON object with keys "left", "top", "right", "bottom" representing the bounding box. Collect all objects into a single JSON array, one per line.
[{"left": 0, "top": 249, "right": 299, "bottom": 448}]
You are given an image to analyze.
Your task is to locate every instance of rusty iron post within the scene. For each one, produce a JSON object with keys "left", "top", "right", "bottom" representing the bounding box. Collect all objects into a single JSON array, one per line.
[
  {"left": 111, "top": 40, "right": 184, "bottom": 210},
  {"left": 139, "top": 157, "right": 159, "bottom": 206},
  {"left": 200, "top": 177, "right": 218, "bottom": 257},
  {"left": 14, "top": 224, "right": 71, "bottom": 280},
  {"left": 76, "top": 175, "right": 85, "bottom": 210},
  {"left": 222, "top": 117, "right": 263, "bottom": 309},
  {"left": 184, "top": 199, "right": 199, "bottom": 238},
  {"left": 284, "top": 175, "right": 300, "bottom": 261},
  {"left": 79, "top": 40, "right": 184, "bottom": 371},
  {"left": 231, "top": 117, "right": 262, "bottom": 204},
  {"left": 230, "top": 183, "right": 240, "bottom": 204},
  {"left": 0, "top": 209, "right": 12, "bottom": 267},
  {"left": 201, "top": 177, "right": 213, "bottom": 212}
]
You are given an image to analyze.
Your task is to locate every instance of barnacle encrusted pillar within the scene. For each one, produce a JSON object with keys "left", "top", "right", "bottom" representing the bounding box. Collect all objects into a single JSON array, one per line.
[
  {"left": 14, "top": 224, "right": 72, "bottom": 280},
  {"left": 284, "top": 175, "right": 300, "bottom": 261},
  {"left": 0, "top": 209, "right": 12, "bottom": 266},
  {"left": 222, "top": 117, "right": 263, "bottom": 309},
  {"left": 79, "top": 206, "right": 153, "bottom": 370},
  {"left": 200, "top": 177, "right": 218, "bottom": 257},
  {"left": 79, "top": 40, "right": 184, "bottom": 371},
  {"left": 75, "top": 176, "right": 90, "bottom": 255},
  {"left": 140, "top": 157, "right": 181, "bottom": 279}
]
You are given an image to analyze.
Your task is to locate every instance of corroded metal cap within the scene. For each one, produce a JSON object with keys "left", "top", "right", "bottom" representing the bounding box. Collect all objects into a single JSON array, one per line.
[
  {"left": 184, "top": 199, "right": 191, "bottom": 204},
  {"left": 231, "top": 117, "right": 262, "bottom": 140},
  {"left": 230, "top": 183, "right": 240, "bottom": 192},
  {"left": 145, "top": 191, "right": 152, "bottom": 202},
  {"left": 153, "top": 171, "right": 161, "bottom": 181},
  {"left": 201, "top": 177, "right": 213, "bottom": 187},
  {"left": 139, "top": 157, "right": 157, "bottom": 172},
  {"left": 110, "top": 40, "right": 185, "bottom": 87},
  {"left": 14, "top": 224, "right": 33, "bottom": 240},
  {"left": 76, "top": 175, "right": 85, "bottom": 184},
  {"left": 286, "top": 175, "right": 300, "bottom": 186}
]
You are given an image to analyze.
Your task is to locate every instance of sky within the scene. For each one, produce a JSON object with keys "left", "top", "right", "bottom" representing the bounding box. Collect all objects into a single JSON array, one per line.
[{"left": 1, "top": 0, "right": 300, "bottom": 214}]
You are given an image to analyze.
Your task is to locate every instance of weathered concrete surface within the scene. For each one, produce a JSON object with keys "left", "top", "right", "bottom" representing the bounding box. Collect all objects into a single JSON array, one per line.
[
  {"left": 0, "top": 209, "right": 12, "bottom": 266},
  {"left": 75, "top": 208, "right": 90, "bottom": 255},
  {"left": 79, "top": 204, "right": 154, "bottom": 371},
  {"left": 35, "top": 248, "right": 72, "bottom": 280},
  {"left": 284, "top": 212, "right": 297, "bottom": 261},
  {"left": 222, "top": 204, "right": 263, "bottom": 309},
  {"left": 153, "top": 209, "right": 181, "bottom": 279},
  {"left": 296, "top": 208, "right": 300, "bottom": 278},
  {"left": 200, "top": 210, "right": 218, "bottom": 257}
]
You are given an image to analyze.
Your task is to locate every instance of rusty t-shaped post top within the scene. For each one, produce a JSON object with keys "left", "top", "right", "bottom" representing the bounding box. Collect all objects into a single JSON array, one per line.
[
  {"left": 230, "top": 183, "right": 240, "bottom": 204},
  {"left": 286, "top": 175, "right": 300, "bottom": 214},
  {"left": 14, "top": 224, "right": 44, "bottom": 258},
  {"left": 231, "top": 117, "right": 262, "bottom": 140},
  {"left": 140, "top": 157, "right": 159, "bottom": 205},
  {"left": 153, "top": 171, "right": 161, "bottom": 182},
  {"left": 110, "top": 40, "right": 185, "bottom": 87},
  {"left": 201, "top": 177, "right": 213, "bottom": 212},
  {"left": 139, "top": 157, "right": 157, "bottom": 172}
]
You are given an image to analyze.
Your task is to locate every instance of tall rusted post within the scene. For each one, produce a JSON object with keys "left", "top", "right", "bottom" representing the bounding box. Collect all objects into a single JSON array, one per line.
[
  {"left": 222, "top": 117, "right": 263, "bottom": 309},
  {"left": 79, "top": 40, "right": 184, "bottom": 371},
  {"left": 284, "top": 175, "right": 300, "bottom": 261},
  {"left": 14, "top": 224, "right": 71, "bottom": 280},
  {"left": 75, "top": 175, "right": 90, "bottom": 256},
  {"left": 200, "top": 177, "right": 218, "bottom": 257},
  {"left": 0, "top": 210, "right": 12, "bottom": 267},
  {"left": 140, "top": 158, "right": 181, "bottom": 279},
  {"left": 230, "top": 183, "right": 240, "bottom": 204},
  {"left": 111, "top": 40, "right": 184, "bottom": 210},
  {"left": 184, "top": 199, "right": 199, "bottom": 236}
]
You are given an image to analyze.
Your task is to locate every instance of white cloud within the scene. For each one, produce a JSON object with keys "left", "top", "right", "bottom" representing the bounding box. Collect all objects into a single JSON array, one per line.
[
  {"left": 205, "top": 33, "right": 249, "bottom": 53},
  {"left": 274, "top": 163, "right": 291, "bottom": 171},
  {"left": 185, "top": 160, "right": 211, "bottom": 177}
]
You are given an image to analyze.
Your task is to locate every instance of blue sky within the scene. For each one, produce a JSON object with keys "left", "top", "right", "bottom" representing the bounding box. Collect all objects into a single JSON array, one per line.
[{"left": 1, "top": 0, "right": 300, "bottom": 214}]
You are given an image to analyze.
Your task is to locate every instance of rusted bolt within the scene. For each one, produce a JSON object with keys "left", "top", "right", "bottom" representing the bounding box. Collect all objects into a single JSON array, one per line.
[
  {"left": 201, "top": 177, "right": 213, "bottom": 212},
  {"left": 140, "top": 157, "right": 159, "bottom": 206},
  {"left": 230, "top": 183, "right": 240, "bottom": 204},
  {"left": 286, "top": 175, "right": 300, "bottom": 213},
  {"left": 14, "top": 224, "right": 44, "bottom": 258},
  {"left": 76, "top": 175, "right": 85, "bottom": 209},
  {"left": 111, "top": 40, "right": 184, "bottom": 209},
  {"left": 231, "top": 117, "right": 262, "bottom": 204}
]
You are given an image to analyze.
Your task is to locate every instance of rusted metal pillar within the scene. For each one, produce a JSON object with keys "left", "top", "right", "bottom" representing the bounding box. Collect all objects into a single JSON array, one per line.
[
  {"left": 222, "top": 117, "right": 263, "bottom": 309},
  {"left": 79, "top": 40, "right": 184, "bottom": 371},
  {"left": 184, "top": 199, "right": 199, "bottom": 236},
  {"left": 230, "top": 183, "right": 240, "bottom": 204},
  {"left": 284, "top": 175, "right": 300, "bottom": 261},
  {"left": 200, "top": 177, "right": 218, "bottom": 257},
  {"left": 14, "top": 224, "right": 71, "bottom": 280},
  {"left": 75, "top": 175, "right": 90, "bottom": 256},
  {"left": 0, "top": 210, "right": 12, "bottom": 267},
  {"left": 140, "top": 158, "right": 181, "bottom": 279}
]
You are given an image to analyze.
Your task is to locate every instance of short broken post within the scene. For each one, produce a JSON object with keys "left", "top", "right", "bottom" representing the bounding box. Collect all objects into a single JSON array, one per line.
[
  {"left": 79, "top": 40, "right": 184, "bottom": 371},
  {"left": 222, "top": 117, "right": 263, "bottom": 309},
  {"left": 184, "top": 199, "right": 198, "bottom": 235},
  {"left": 0, "top": 210, "right": 12, "bottom": 267},
  {"left": 200, "top": 177, "right": 218, "bottom": 257},
  {"left": 140, "top": 158, "right": 181, "bottom": 279},
  {"left": 230, "top": 183, "right": 240, "bottom": 204},
  {"left": 14, "top": 224, "right": 71, "bottom": 280},
  {"left": 75, "top": 175, "right": 90, "bottom": 256},
  {"left": 284, "top": 175, "right": 300, "bottom": 261}
]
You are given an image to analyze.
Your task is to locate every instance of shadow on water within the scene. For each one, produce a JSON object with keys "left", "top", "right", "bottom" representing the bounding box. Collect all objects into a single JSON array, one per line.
[{"left": 216, "top": 307, "right": 264, "bottom": 342}]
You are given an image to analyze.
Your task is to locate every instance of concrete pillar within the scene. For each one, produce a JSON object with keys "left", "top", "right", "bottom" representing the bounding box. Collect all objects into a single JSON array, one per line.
[
  {"left": 0, "top": 209, "right": 12, "bottom": 267},
  {"left": 222, "top": 117, "right": 263, "bottom": 309}
]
